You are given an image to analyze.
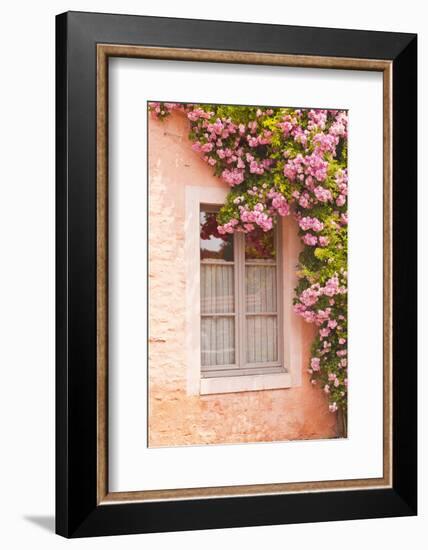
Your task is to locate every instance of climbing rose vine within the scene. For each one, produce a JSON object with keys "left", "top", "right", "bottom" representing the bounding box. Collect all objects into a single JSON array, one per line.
[{"left": 149, "top": 102, "right": 348, "bottom": 421}]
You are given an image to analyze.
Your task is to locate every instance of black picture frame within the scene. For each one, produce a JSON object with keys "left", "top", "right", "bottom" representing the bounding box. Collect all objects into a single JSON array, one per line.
[{"left": 56, "top": 10, "right": 417, "bottom": 538}]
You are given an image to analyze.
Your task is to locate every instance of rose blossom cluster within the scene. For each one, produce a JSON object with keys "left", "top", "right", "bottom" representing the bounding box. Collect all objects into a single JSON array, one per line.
[
  {"left": 150, "top": 103, "right": 348, "bottom": 415},
  {"left": 268, "top": 190, "right": 291, "bottom": 217},
  {"left": 179, "top": 107, "right": 282, "bottom": 188},
  {"left": 334, "top": 168, "right": 348, "bottom": 209},
  {"left": 217, "top": 201, "right": 274, "bottom": 234},
  {"left": 296, "top": 211, "right": 331, "bottom": 247},
  {"left": 298, "top": 216, "right": 324, "bottom": 232},
  {"left": 216, "top": 186, "right": 293, "bottom": 234},
  {"left": 294, "top": 272, "right": 348, "bottom": 406},
  {"left": 148, "top": 101, "right": 189, "bottom": 118},
  {"left": 283, "top": 152, "right": 329, "bottom": 184},
  {"left": 294, "top": 275, "right": 346, "bottom": 312},
  {"left": 307, "top": 109, "right": 328, "bottom": 131}
]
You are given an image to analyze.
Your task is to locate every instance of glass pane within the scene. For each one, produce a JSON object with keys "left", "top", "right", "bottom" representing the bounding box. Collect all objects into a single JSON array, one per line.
[
  {"left": 201, "top": 264, "right": 234, "bottom": 314},
  {"left": 246, "top": 315, "right": 278, "bottom": 363},
  {"left": 201, "top": 317, "right": 235, "bottom": 367},
  {"left": 200, "top": 211, "right": 234, "bottom": 261},
  {"left": 245, "top": 227, "right": 275, "bottom": 261},
  {"left": 246, "top": 265, "right": 277, "bottom": 313}
]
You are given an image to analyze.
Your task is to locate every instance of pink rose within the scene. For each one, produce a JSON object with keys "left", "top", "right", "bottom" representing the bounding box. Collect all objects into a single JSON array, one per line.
[
  {"left": 302, "top": 234, "right": 318, "bottom": 246},
  {"left": 311, "top": 357, "right": 321, "bottom": 371}
]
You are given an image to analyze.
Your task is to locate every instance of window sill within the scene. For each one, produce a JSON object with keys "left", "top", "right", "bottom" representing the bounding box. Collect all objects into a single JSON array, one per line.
[{"left": 200, "top": 372, "right": 291, "bottom": 395}]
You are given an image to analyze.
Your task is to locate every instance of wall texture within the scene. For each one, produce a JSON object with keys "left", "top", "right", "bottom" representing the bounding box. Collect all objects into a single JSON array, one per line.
[{"left": 148, "top": 111, "right": 337, "bottom": 447}]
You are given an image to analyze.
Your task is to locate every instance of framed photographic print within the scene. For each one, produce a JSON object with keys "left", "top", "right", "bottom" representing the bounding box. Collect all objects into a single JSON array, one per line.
[{"left": 56, "top": 11, "right": 417, "bottom": 538}]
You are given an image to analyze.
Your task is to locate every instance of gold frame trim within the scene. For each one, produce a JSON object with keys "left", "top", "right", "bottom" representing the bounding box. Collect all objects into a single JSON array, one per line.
[{"left": 96, "top": 44, "right": 393, "bottom": 505}]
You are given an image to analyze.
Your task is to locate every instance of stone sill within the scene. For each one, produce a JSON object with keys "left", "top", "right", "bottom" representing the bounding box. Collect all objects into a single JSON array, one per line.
[{"left": 200, "top": 372, "right": 292, "bottom": 395}]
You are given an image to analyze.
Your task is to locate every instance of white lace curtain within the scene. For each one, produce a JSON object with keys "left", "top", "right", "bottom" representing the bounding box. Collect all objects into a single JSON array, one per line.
[{"left": 201, "top": 262, "right": 278, "bottom": 368}]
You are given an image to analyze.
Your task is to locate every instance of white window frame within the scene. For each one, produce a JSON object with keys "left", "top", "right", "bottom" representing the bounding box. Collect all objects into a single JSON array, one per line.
[
  {"left": 185, "top": 186, "right": 302, "bottom": 395},
  {"left": 200, "top": 205, "right": 284, "bottom": 377}
]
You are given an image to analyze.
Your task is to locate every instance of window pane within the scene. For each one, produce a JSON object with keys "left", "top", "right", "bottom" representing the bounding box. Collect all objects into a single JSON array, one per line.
[
  {"left": 201, "top": 264, "right": 234, "bottom": 314},
  {"left": 246, "top": 315, "right": 278, "bottom": 363},
  {"left": 201, "top": 317, "right": 235, "bottom": 367},
  {"left": 245, "top": 227, "right": 275, "bottom": 261},
  {"left": 200, "top": 211, "right": 233, "bottom": 261},
  {"left": 246, "top": 265, "right": 277, "bottom": 313}
]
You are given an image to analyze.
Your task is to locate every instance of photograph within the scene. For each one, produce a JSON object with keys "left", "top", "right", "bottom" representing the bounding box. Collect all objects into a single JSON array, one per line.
[{"left": 147, "top": 101, "right": 349, "bottom": 447}]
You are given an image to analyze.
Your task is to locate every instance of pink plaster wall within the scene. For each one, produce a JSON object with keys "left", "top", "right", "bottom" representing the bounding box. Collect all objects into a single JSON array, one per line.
[{"left": 148, "top": 112, "right": 337, "bottom": 447}]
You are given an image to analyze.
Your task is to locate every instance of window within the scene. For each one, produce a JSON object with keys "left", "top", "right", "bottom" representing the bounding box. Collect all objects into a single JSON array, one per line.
[
  {"left": 200, "top": 206, "right": 284, "bottom": 379},
  {"left": 185, "top": 186, "right": 296, "bottom": 395}
]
